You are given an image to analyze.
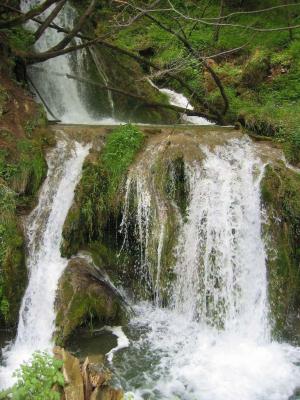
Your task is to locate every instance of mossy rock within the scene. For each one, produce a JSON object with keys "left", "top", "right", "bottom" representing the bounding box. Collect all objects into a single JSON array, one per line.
[
  {"left": 55, "top": 257, "right": 129, "bottom": 345},
  {"left": 261, "top": 162, "right": 300, "bottom": 340}
]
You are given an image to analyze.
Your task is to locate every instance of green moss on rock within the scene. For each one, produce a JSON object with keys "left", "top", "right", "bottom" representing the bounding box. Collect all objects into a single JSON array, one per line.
[
  {"left": 0, "top": 184, "right": 27, "bottom": 326},
  {"left": 261, "top": 163, "right": 300, "bottom": 339},
  {"left": 62, "top": 124, "right": 144, "bottom": 257},
  {"left": 55, "top": 257, "right": 128, "bottom": 345}
]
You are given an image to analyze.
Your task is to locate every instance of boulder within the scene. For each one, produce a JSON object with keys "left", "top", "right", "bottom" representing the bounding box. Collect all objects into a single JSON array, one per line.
[{"left": 55, "top": 256, "right": 128, "bottom": 345}]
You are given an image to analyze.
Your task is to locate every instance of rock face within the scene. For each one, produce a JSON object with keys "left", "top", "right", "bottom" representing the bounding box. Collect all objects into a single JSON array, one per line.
[
  {"left": 54, "top": 347, "right": 123, "bottom": 400},
  {"left": 54, "top": 347, "right": 84, "bottom": 400},
  {"left": 261, "top": 162, "right": 300, "bottom": 339},
  {"left": 55, "top": 256, "right": 128, "bottom": 345}
]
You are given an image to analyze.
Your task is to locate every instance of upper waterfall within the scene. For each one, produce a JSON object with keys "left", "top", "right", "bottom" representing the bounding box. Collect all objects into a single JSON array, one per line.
[{"left": 20, "top": 0, "right": 106, "bottom": 123}]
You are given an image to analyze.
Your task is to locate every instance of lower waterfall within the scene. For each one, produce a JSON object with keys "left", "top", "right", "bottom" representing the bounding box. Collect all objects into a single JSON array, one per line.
[
  {"left": 0, "top": 136, "right": 90, "bottom": 388},
  {"left": 112, "top": 138, "right": 300, "bottom": 400}
]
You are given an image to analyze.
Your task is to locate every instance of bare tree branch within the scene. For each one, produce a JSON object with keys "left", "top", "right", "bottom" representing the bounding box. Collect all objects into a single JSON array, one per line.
[
  {"left": 167, "top": 0, "right": 300, "bottom": 32},
  {"left": 34, "top": 0, "right": 67, "bottom": 42},
  {"left": 65, "top": 73, "right": 215, "bottom": 120},
  {"left": 24, "top": 37, "right": 99, "bottom": 64},
  {"left": 200, "top": 2, "right": 300, "bottom": 20},
  {"left": 138, "top": 10, "right": 229, "bottom": 115},
  {"left": 0, "top": 0, "right": 57, "bottom": 29},
  {"left": 48, "top": 0, "right": 96, "bottom": 53}
]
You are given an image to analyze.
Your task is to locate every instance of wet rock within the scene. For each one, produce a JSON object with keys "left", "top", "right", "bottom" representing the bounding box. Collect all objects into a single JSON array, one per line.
[
  {"left": 55, "top": 256, "right": 128, "bottom": 345},
  {"left": 90, "top": 387, "right": 124, "bottom": 400},
  {"left": 82, "top": 355, "right": 111, "bottom": 399},
  {"left": 261, "top": 162, "right": 300, "bottom": 339},
  {"left": 54, "top": 346, "right": 84, "bottom": 400}
]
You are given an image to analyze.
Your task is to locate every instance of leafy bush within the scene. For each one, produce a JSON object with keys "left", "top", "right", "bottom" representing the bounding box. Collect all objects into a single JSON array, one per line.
[{"left": 3, "top": 352, "right": 65, "bottom": 400}]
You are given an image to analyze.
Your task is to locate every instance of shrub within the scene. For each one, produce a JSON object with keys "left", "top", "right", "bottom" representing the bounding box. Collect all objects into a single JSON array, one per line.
[{"left": 4, "top": 352, "right": 65, "bottom": 400}]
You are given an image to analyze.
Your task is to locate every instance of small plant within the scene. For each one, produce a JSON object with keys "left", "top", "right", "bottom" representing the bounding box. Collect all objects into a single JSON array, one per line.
[
  {"left": 7, "top": 27, "right": 35, "bottom": 52},
  {"left": 5, "top": 351, "right": 65, "bottom": 400},
  {"left": 102, "top": 124, "right": 144, "bottom": 195}
]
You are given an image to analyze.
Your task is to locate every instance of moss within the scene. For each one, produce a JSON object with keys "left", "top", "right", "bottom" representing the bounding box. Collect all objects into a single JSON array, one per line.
[
  {"left": 62, "top": 124, "right": 144, "bottom": 257},
  {"left": 240, "top": 49, "right": 270, "bottom": 88},
  {"left": 0, "top": 184, "right": 27, "bottom": 326},
  {"left": 6, "top": 26, "right": 35, "bottom": 52},
  {"left": 261, "top": 163, "right": 300, "bottom": 339},
  {"left": 55, "top": 258, "right": 128, "bottom": 345}
]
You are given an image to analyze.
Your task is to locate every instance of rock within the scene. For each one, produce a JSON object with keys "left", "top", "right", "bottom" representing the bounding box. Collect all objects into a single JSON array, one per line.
[
  {"left": 82, "top": 355, "right": 111, "bottom": 399},
  {"left": 90, "top": 387, "right": 124, "bottom": 400},
  {"left": 261, "top": 162, "right": 300, "bottom": 339},
  {"left": 54, "top": 347, "right": 84, "bottom": 400},
  {"left": 55, "top": 256, "right": 128, "bottom": 345}
]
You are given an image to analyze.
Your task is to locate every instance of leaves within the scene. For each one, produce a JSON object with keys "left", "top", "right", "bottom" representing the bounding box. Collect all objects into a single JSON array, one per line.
[{"left": 2, "top": 351, "right": 65, "bottom": 399}]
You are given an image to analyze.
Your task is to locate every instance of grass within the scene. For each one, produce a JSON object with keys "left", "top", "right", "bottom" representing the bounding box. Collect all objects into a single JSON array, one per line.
[{"left": 94, "top": 0, "right": 300, "bottom": 164}]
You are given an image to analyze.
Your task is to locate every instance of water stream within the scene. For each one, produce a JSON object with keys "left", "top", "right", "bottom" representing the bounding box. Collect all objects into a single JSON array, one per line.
[
  {"left": 0, "top": 136, "right": 90, "bottom": 388},
  {"left": 1, "top": 2, "right": 300, "bottom": 398},
  {"left": 112, "top": 139, "right": 300, "bottom": 400}
]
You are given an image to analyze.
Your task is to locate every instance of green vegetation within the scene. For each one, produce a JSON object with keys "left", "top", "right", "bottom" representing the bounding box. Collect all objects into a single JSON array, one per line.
[
  {"left": 0, "top": 86, "right": 50, "bottom": 326},
  {"left": 7, "top": 26, "right": 35, "bottom": 53},
  {"left": 62, "top": 124, "right": 144, "bottom": 257},
  {"left": 102, "top": 124, "right": 144, "bottom": 196},
  {"left": 0, "top": 184, "right": 25, "bottom": 325},
  {"left": 261, "top": 163, "right": 300, "bottom": 339},
  {"left": 55, "top": 257, "right": 128, "bottom": 344},
  {"left": 0, "top": 352, "right": 64, "bottom": 400},
  {"left": 90, "top": 1, "right": 300, "bottom": 164}
]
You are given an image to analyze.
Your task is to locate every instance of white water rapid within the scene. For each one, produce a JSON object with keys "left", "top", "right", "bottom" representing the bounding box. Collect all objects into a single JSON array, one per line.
[
  {"left": 0, "top": 136, "right": 90, "bottom": 388},
  {"left": 114, "top": 138, "right": 300, "bottom": 400},
  {"left": 148, "top": 79, "right": 212, "bottom": 125}
]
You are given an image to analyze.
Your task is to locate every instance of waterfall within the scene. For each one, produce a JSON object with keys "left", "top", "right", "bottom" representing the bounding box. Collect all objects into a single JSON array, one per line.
[
  {"left": 89, "top": 46, "right": 115, "bottom": 117},
  {"left": 20, "top": 0, "right": 98, "bottom": 123},
  {"left": 172, "top": 140, "right": 269, "bottom": 339},
  {"left": 114, "top": 138, "right": 300, "bottom": 400},
  {"left": 120, "top": 162, "right": 168, "bottom": 303},
  {"left": 0, "top": 136, "right": 90, "bottom": 388}
]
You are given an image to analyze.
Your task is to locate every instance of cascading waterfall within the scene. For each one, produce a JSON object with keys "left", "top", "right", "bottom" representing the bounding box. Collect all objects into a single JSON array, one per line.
[
  {"left": 172, "top": 141, "right": 269, "bottom": 338},
  {"left": 0, "top": 136, "right": 90, "bottom": 388},
  {"left": 113, "top": 138, "right": 300, "bottom": 400},
  {"left": 21, "top": 0, "right": 96, "bottom": 123},
  {"left": 120, "top": 166, "right": 168, "bottom": 303},
  {"left": 89, "top": 46, "right": 115, "bottom": 117}
]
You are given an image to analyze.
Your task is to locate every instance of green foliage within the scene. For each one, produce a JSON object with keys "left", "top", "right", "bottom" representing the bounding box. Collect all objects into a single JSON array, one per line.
[
  {"left": 96, "top": 0, "right": 300, "bottom": 164},
  {"left": 0, "top": 137, "right": 47, "bottom": 196},
  {"left": 7, "top": 27, "right": 35, "bottom": 52},
  {"left": 5, "top": 352, "right": 64, "bottom": 400},
  {"left": 62, "top": 124, "right": 144, "bottom": 256},
  {"left": 261, "top": 164, "right": 300, "bottom": 338},
  {"left": 102, "top": 124, "right": 144, "bottom": 196},
  {"left": 0, "top": 184, "right": 25, "bottom": 325}
]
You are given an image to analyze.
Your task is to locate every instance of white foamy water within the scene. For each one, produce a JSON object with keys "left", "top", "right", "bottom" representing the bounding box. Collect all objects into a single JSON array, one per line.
[
  {"left": 20, "top": 0, "right": 120, "bottom": 124},
  {"left": 160, "top": 87, "right": 212, "bottom": 125},
  {"left": 106, "top": 326, "right": 130, "bottom": 362},
  {"left": 0, "top": 137, "right": 90, "bottom": 389},
  {"left": 114, "top": 138, "right": 300, "bottom": 400}
]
